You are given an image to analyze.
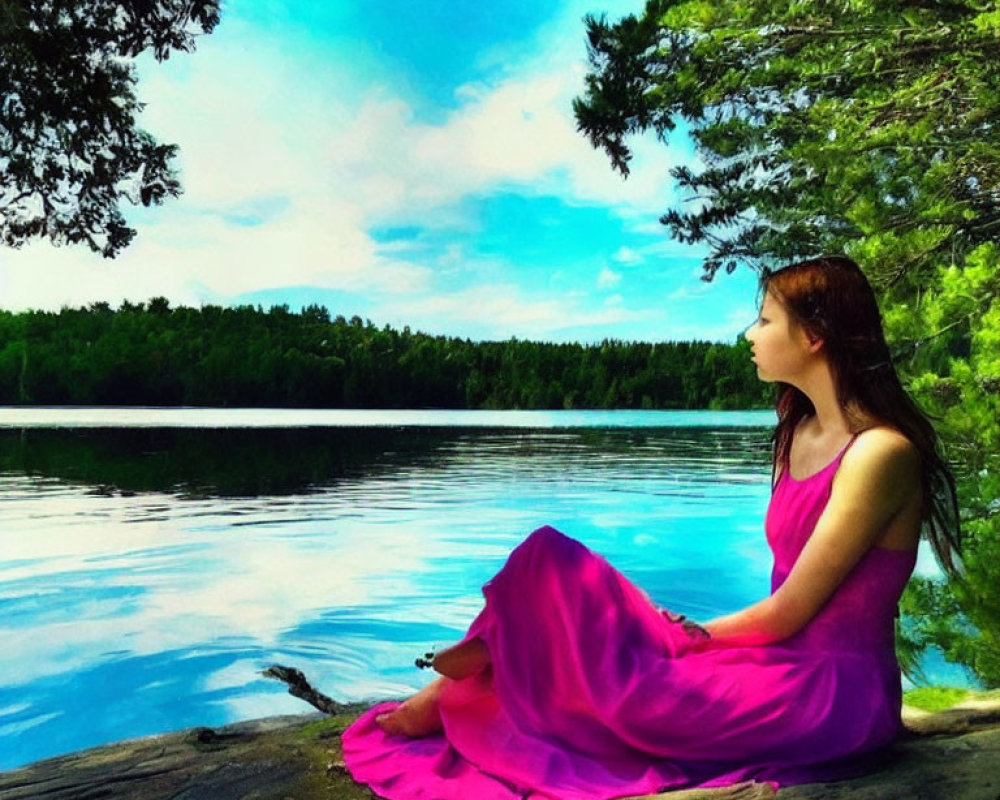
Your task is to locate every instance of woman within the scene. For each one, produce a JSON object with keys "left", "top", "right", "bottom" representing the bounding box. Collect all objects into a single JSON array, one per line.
[{"left": 342, "top": 256, "right": 961, "bottom": 799}]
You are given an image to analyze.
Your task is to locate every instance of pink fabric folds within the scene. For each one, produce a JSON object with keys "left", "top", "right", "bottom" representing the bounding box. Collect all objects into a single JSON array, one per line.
[{"left": 342, "top": 439, "right": 916, "bottom": 799}]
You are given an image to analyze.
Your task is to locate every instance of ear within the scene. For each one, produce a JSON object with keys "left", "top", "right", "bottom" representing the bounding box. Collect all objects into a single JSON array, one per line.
[{"left": 806, "top": 334, "right": 825, "bottom": 354}]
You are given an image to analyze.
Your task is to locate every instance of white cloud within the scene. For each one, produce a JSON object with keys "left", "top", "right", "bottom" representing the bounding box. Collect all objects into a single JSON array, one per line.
[
  {"left": 0, "top": 204, "right": 432, "bottom": 311},
  {"left": 379, "top": 282, "right": 648, "bottom": 341},
  {"left": 597, "top": 267, "right": 621, "bottom": 289},
  {"left": 612, "top": 246, "right": 642, "bottom": 265},
  {"left": 321, "top": 67, "right": 683, "bottom": 232},
  {"left": 668, "top": 281, "right": 712, "bottom": 302}
]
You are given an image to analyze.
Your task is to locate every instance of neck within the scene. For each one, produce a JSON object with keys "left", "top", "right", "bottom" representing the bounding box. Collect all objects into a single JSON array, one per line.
[{"left": 793, "top": 361, "right": 853, "bottom": 437}]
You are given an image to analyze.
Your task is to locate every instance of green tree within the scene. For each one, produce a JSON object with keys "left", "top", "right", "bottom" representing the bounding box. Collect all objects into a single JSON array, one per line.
[
  {"left": 0, "top": 300, "right": 770, "bottom": 412},
  {"left": 575, "top": 0, "right": 1000, "bottom": 685},
  {"left": 1, "top": 0, "right": 220, "bottom": 256}
]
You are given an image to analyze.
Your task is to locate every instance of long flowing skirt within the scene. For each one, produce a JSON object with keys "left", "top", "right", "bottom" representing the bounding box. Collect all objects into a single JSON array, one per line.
[{"left": 342, "top": 526, "right": 897, "bottom": 799}]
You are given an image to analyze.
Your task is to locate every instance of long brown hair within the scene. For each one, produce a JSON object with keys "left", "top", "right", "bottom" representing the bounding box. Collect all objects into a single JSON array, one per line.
[{"left": 762, "top": 255, "right": 961, "bottom": 574}]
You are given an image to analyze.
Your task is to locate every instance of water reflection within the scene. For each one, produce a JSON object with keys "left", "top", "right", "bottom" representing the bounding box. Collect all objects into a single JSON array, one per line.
[{"left": 2, "top": 423, "right": 778, "bottom": 770}]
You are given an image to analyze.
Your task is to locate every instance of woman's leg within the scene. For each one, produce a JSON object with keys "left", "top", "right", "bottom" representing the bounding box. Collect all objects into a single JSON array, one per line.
[
  {"left": 375, "top": 677, "right": 447, "bottom": 736},
  {"left": 375, "top": 637, "right": 490, "bottom": 737}
]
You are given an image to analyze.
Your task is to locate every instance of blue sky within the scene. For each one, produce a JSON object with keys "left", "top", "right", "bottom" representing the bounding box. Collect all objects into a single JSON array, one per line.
[{"left": 0, "top": 0, "right": 761, "bottom": 343}]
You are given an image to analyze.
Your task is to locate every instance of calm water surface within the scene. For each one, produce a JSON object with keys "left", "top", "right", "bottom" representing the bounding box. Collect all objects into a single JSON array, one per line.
[{"left": 0, "top": 408, "right": 960, "bottom": 771}]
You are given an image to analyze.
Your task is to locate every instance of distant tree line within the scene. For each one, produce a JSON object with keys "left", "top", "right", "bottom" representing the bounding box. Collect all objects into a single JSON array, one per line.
[{"left": 0, "top": 300, "right": 770, "bottom": 410}]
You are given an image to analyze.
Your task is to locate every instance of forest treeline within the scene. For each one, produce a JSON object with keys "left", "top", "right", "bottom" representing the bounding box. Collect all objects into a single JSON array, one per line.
[{"left": 0, "top": 300, "right": 771, "bottom": 410}]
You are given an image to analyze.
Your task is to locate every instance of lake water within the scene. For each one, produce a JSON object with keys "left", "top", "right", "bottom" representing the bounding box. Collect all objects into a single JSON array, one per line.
[{"left": 0, "top": 408, "right": 968, "bottom": 771}]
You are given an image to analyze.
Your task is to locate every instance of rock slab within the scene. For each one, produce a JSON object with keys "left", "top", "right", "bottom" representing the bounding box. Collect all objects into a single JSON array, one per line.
[{"left": 2, "top": 701, "right": 999, "bottom": 800}]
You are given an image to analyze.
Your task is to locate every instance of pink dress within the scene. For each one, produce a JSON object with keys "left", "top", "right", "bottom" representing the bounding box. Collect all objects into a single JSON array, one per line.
[{"left": 342, "top": 437, "right": 917, "bottom": 799}]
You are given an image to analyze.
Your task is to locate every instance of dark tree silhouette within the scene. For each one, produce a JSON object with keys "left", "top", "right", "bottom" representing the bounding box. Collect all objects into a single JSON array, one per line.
[{"left": 0, "top": 0, "right": 220, "bottom": 256}]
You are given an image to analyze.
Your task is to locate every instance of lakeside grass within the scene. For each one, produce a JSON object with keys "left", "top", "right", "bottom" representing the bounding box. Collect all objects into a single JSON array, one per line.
[{"left": 903, "top": 687, "right": 1000, "bottom": 712}]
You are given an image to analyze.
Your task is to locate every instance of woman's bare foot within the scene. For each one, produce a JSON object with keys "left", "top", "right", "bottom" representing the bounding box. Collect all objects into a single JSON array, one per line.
[
  {"left": 376, "top": 678, "right": 446, "bottom": 737},
  {"left": 432, "top": 637, "right": 490, "bottom": 680}
]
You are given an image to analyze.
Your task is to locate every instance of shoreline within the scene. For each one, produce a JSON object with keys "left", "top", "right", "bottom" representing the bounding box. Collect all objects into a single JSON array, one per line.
[{"left": 2, "top": 693, "right": 999, "bottom": 800}]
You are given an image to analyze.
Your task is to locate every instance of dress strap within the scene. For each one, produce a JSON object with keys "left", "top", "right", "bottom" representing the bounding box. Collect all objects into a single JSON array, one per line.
[
  {"left": 837, "top": 432, "right": 861, "bottom": 459},
  {"left": 829, "top": 432, "right": 862, "bottom": 479},
  {"left": 778, "top": 431, "right": 862, "bottom": 486}
]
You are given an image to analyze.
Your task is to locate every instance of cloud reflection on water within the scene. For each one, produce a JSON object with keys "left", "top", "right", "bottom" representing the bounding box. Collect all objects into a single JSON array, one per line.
[{"left": 0, "top": 421, "right": 775, "bottom": 769}]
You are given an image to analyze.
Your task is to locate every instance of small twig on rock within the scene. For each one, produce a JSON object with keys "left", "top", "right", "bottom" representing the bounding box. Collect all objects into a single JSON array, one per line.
[{"left": 262, "top": 664, "right": 348, "bottom": 715}]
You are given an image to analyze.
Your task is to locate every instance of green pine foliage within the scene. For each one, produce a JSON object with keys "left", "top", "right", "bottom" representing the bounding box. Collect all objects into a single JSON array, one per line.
[
  {"left": 0, "top": 300, "right": 770, "bottom": 411},
  {"left": 575, "top": 0, "right": 1000, "bottom": 686}
]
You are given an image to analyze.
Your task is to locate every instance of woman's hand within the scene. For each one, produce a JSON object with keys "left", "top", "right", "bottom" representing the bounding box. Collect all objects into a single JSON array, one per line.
[{"left": 664, "top": 609, "right": 711, "bottom": 641}]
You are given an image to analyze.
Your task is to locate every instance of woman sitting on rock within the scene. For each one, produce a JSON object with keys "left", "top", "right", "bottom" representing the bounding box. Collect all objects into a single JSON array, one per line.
[{"left": 342, "top": 255, "right": 961, "bottom": 799}]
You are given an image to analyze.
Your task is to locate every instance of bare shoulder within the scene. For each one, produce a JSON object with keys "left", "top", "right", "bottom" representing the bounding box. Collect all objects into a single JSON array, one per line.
[{"left": 839, "top": 426, "right": 921, "bottom": 491}]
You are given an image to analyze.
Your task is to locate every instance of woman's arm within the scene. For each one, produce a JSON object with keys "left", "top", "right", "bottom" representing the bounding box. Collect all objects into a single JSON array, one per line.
[{"left": 702, "top": 428, "right": 921, "bottom": 648}]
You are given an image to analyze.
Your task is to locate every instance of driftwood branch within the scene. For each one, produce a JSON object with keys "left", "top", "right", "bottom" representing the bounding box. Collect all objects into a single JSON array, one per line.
[{"left": 262, "top": 664, "right": 350, "bottom": 715}]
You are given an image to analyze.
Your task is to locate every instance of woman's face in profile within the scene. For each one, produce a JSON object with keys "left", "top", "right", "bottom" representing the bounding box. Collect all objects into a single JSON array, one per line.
[{"left": 744, "top": 291, "right": 814, "bottom": 384}]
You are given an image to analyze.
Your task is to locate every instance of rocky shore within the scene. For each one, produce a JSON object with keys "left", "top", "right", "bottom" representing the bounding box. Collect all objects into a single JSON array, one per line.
[{"left": 2, "top": 695, "right": 998, "bottom": 800}]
